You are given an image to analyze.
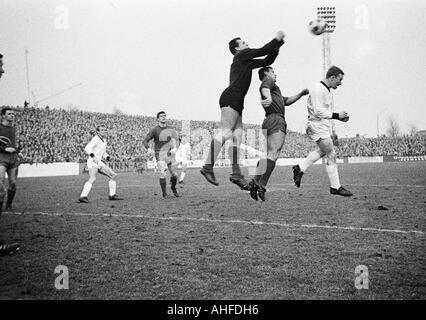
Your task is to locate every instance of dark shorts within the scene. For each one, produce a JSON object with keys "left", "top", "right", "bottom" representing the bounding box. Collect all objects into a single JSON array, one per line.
[
  {"left": 219, "top": 95, "right": 244, "bottom": 115},
  {"left": 0, "top": 152, "right": 19, "bottom": 170},
  {"left": 156, "top": 151, "right": 176, "bottom": 165},
  {"left": 262, "top": 113, "right": 287, "bottom": 136}
]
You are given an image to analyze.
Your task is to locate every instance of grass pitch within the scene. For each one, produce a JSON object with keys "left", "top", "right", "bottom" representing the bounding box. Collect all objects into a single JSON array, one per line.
[{"left": 0, "top": 162, "right": 425, "bottom": 299}]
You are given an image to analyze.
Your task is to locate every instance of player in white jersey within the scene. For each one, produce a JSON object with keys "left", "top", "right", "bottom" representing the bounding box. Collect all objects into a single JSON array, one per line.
[
  {"left": 176, "top": 134, "right": 191, "bottom": 184},
  {"left": 151, "top": 156, "right": 158, "bottom": 173},
  {"left": 293, "top": 66, "right": 353, "bottom": 196},
  {"left": 78, "top": 125, "right": 123, "bottom": 203}
]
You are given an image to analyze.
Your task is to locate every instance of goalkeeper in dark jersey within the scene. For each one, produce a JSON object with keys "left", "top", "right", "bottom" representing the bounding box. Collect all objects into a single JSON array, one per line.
[
  {"left": 249, "top": 66, "right": 308, "bottom": 201},
  {"left": 200, "top": 31, "right": 285, "bottom": 191}
]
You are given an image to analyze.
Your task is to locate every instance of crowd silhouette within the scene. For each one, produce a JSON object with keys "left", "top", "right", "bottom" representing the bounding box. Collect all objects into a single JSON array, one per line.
[{"left": 4, "top": 105, "right": 425, "bottom": 164}]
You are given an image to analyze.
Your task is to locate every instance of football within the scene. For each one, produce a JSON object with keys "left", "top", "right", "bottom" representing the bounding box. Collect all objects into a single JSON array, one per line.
[{"left": 308, "top": 18, "right": 328, "bottom": 35}]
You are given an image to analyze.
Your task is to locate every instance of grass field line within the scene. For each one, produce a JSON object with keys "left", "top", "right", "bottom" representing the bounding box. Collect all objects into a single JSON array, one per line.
[
  {"left": 23, "top": 182, "right": 426, "bottom": 191},
  {"left": 6, "top": 211, "right": 424, "bottom": 236}
]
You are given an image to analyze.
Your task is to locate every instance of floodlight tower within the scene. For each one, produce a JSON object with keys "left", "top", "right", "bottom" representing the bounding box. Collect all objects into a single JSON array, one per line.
[
  {"left": 25, "top": 48, "right": 31, "bottom": 105},
  {"left": 317, "top": 6, "right": 337, "bottom": 132},
  {"left": 317, "top": 7, "right": 336, "bottom": 77}
]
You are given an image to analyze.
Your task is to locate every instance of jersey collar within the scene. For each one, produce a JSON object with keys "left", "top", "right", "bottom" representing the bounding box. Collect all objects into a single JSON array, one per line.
[{"left": 320, "top": 81, "right": 330, "bottom": 92}]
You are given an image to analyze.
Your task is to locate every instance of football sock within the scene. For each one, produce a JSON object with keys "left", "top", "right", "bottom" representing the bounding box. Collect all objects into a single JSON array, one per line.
[
  {"left": 109, "top": 180, "right": 116, "bottom": 196},
  {"left": 6, "top": 189, "right": 16, "bottom": 207},
  {"left": 326, "top": 163, "right": 341, "bottom": 189},
  {"left": 160, "top": 178, "right": 167, "bottom": 196},
  {"left": 80, "top": 182, "right": 92, "bottom": 197},
  {"left": 259, "top": 159, "right": 276, "bottom": 187},
  {"left": 254, "top": 159, "right": 267, "bottom": 182},
  {"left": 170, "top": 175, "right": 177, "bottom": 190},
  {"left": 231, "top": 164, "right": 241, "bottom": 175},
  {"left": 179, "top": 172, "right": 186, "bottom": 182},
  {"left": 300, "top": 150, "right": 322, "bottom": 172},
  {"left": 205, "top": 138, "right": 224, "bottom": 170},
  {"left": 229, "top": 145, "right": 241, "bottom": 175}
]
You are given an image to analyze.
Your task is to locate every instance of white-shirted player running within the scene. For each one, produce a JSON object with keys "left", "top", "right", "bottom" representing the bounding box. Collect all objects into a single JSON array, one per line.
[
  {"left": 78, "top": 125, "right": 123, "bottom": 203},
  {"left": 176, "top": 134, "right": 191, "bottom": 184},
  {"left": 293, "top": 66, "right": 352, "bottom": 196}
]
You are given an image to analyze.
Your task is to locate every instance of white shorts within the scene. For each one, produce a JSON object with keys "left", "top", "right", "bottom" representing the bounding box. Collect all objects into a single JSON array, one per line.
[
  {"left": 86, "top": 157, "right": 106, "bottom": 170},
  {"left": 175, "top": 155, "right": 188, "bottom": 165},
  {"left": 306, "top": 120, "right": 331, "bottom": 142}
]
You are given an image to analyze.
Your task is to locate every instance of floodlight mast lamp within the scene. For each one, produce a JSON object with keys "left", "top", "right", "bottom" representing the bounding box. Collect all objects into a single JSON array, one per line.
[
  {"left": 317, "top": 7, "right": 337, "bottom": 132},
  {"left": 317, "top": 6, "right": 336, "bottom": 77}
]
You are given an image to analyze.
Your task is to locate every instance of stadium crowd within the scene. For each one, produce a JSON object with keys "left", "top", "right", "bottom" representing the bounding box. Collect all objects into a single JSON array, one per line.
[
  {"left": 3, "top": 105, "right": 426, "bottom": 164},
  {"left": 337, "top": 135, "right": 426, "bottom": 157}
]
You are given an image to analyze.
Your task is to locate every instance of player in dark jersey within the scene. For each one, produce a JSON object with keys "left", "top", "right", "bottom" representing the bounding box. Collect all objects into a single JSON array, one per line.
[
  {"left": 249, "top": 66, "right": 308, "bottom": 201},
  {"left": 0, "top": 53, "right": 20, "bottom": 256},
  {"left": 200, "top": 31, "right": 285, "bottom": 190},
  {"left": 143, "top": 111, "right": 180, "bottom": 198}
]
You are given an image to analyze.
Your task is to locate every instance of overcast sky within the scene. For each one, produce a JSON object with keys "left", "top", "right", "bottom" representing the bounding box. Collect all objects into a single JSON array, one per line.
[{"left": 1, "top": 0, "right": 425, "bottom": 137}]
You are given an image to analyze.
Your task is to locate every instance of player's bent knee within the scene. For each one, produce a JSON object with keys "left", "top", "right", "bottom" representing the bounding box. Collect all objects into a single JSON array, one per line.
[
  {"left": 233, "top": 129, "right": 243, "bottom": 139},
  {"left": 326, "top": 151, "right": 337, "bottom": 164},
  {"left": 270, "top": 154, "right": 280, "bottom": 162},
  {"left": 267, "top": 151, "right": 279, "bottom": 161},
  {"left": 216, "top": 130, "right": 232, "bottom": 143}
]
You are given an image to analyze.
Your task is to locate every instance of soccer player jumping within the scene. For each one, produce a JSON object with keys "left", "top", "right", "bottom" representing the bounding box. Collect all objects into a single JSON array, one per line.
[
  {"left": 293, "top": 66, "right": 353, "bottom": 197},
  {"left": 200, "top": 31, "right": 285, "bottom": 190},
  {"left": 78, "top": 125, "right": 123, "bottom": 203},
  {"left": 249, "top": 66, "right": 308, "bottom": 201}
]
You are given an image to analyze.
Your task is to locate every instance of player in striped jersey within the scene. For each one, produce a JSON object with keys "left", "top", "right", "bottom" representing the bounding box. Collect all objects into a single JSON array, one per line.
[
  {"left": 78, "top": 125, "right": 123, "bottom": 203},
  {"left": 293, "top": 66, "right": 352, "bottom": 196}
]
